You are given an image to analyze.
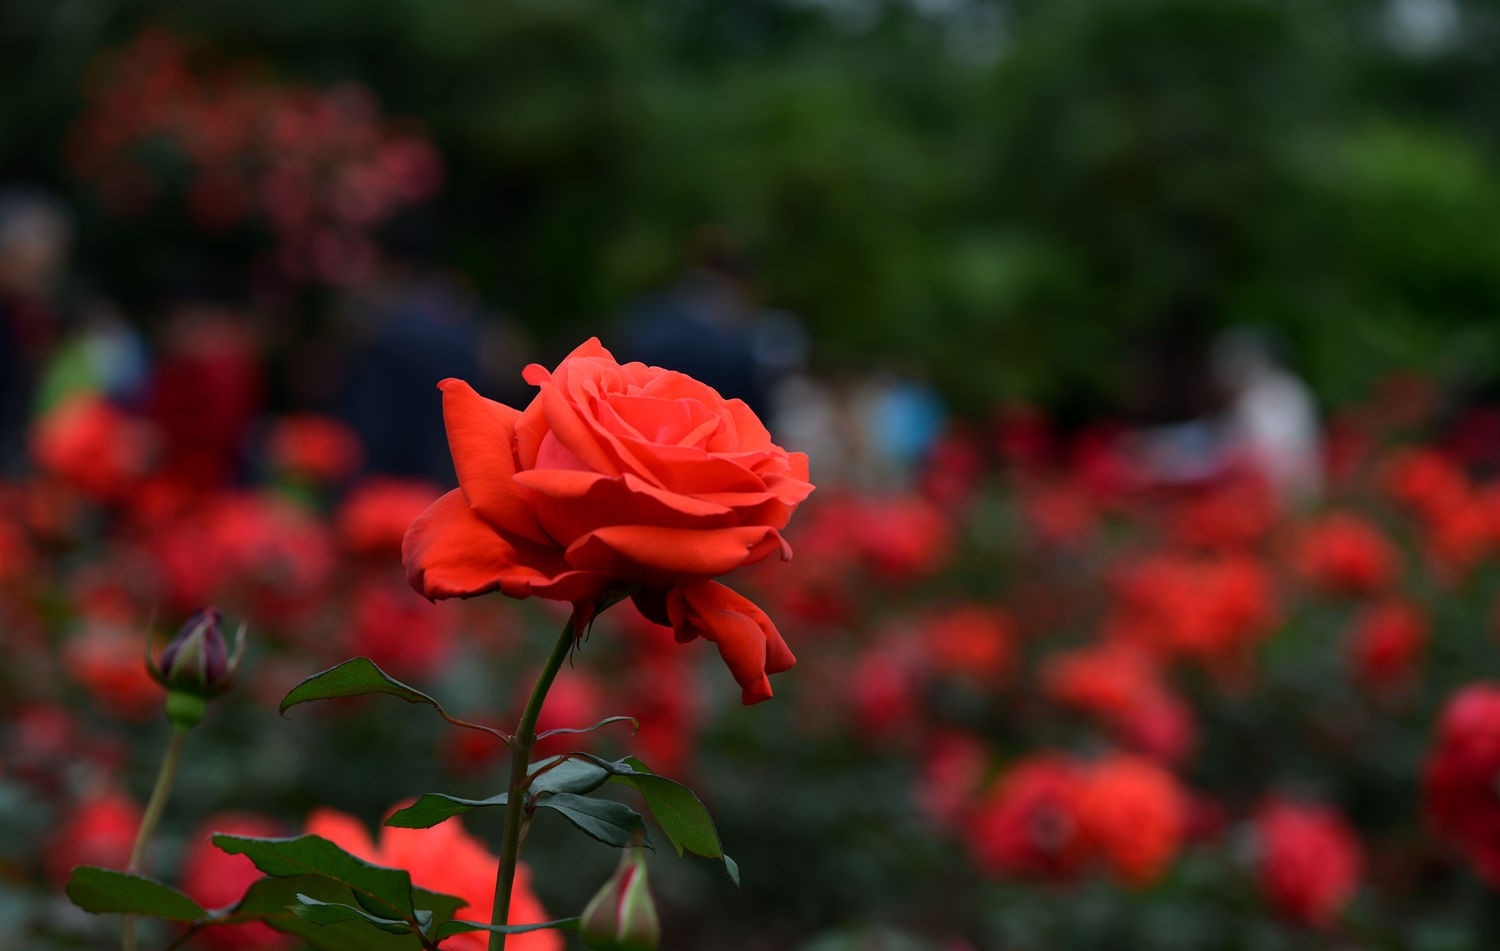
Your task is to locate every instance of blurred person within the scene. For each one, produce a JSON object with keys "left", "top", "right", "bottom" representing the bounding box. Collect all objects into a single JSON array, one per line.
[
  {"left": 0, "top": 187, "right": 74, "bottom": 474},
  {"left": 616, "top": 227, "right": 804, "bottom": 419},
  {"left": 331, "top": 206, "right": 523, "bottom": 483},
  {"left": 33, "top": 291, "right": 150, "bottom": 412},
  {"left": 1211, "top": 326, "right": 1322, "bottom": 507},
  {"left": 145, "top": 295, "right": 264, "bottom": 494}
]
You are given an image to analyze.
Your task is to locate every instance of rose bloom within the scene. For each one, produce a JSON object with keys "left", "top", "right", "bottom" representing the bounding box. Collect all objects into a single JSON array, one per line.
[
  {"left": 1424, "top": 683, "right": 1500, "bottom": 886},
  {"left": 1253, "top": 800, "right": 1363, "bottom": 928},
  {"left": 968, "top": 755, "right": 1085, "bottom": 881},
  {"left": 922, "top": 604, "right": 1015, "bottom": 686},
  {"left": 265, "top": 413, "right": 363, "bottom": 484},
  {"left": 1347, "top": 599, "right": 1427, "bottom": 692},
  {"left": 306, "top": 808, "right": 560, "bottom": 951},
  {"left": 1074, "top": 754, "right": 1187, "bottom": 887},
  {"left": 45, "top": 789, "right": 141, "bottom": 885},
  {"left": 403, "top": 338, "right": 814, "bottom": 703},
  {"left": 181, "top": 813, "right": 290, "bottom": 951},
  {"left": 1294, "top": 513, "right": 1398, "bottom": 597},
  {"left": 336, "top": 478, "right": 443, "bottom": 556},
  {"left": 62, "top": 620, "right": 162, "bottom": 721}
]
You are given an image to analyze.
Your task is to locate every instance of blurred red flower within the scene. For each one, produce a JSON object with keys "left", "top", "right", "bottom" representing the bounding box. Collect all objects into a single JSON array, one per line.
[
  {"left": 1045, "top": 642, "right": 1195, "bottom": 764},
  {"left": 336, "top": 478, "right": 443, "bottom": 556},
  {"left": 62, "top": 619, "right": 161, "bottom": 721},
  {"left": 1424, "top": 684, "right": 1500, "bottom": 887},
  {"left": 1253, "top": 800, "right": 1362, "bottom": 928},
  {"left": 403, "top": 338, "right": 813, "bottom": 703},
  {"left": 1383, "top": 448, "right": 1467, "bottom": 522},
  {"left": 969, "top": 755, "right": 1085, "bottom": 881},
  {"left": 30, "top": 395, "right": 156, "bottom": 504},
  {"left": 344, "top": 578, "right": 456, "bottom": 679},
  {"left": 1074, "top": 754, "right": 1187, "bottom": 887},
  {"left": 1347, "top": 599, "right": 1428, "bottom": 692},
  {"left": 1294, "top": 512, "right": 1398, "bottom": 597},
  {"left": 1107, "top": 553, "right": 1277, "bottom": 672},
  {"left": 181, "top": 813, "right": 290, "bottom": 950},
  {"left": 923, "top": 604, "right": 1015, "bottom": 687},
  {"left": 855, "top": 494, "right": 954, "bottom": 582},
  {"left": 45, "top": 789, "right": 141, "bottom": 885},
  {"left": 266, "top": 413, "right": 364, "bottom": 485},
  {"left": 305, "top": 808, "right": 560, "bottom": 951}
]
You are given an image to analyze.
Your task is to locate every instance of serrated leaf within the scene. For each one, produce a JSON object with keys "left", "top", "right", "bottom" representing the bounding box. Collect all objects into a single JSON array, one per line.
[
  {"left": 528, "top": 756, "right": 611, "bottom": 797},
  {"left": 383, "top": 792, "right": 509, "bottom": 830},
  {"left": 291, "top": 895, "right": 418, "bottom": 935},
  {"left": 279, "top": 658, "right": 446, "bottom": 717},
  {"left": 65, "top": 867, "right": 207, "bottom": 921},
  {"left": 536, "top": 793, "right": 648, "bottom": 848},
  {"left": 212, "top": 834, "right": 415, "bottom": 919},
  {"left": 435, "top": 916, "right": 581, "bottom": 939}
]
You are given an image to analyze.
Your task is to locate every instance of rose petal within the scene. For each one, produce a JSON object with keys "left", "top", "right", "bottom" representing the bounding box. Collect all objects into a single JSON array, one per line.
[
  {"left": 439, "top": 379, "right": 550, "bottom": 545},
  {"left": 566, "top": 524, "right": 790, "bottom": 582},
  {"left": 305, "top": 809, "right": 379, "bottom": 861},
  {"left": 513, "top": 469, "right": 737, "bottom": 544},
  {"left": 666, "top": 581, "right": 796, "bottom": 704},
  {"left": 402, "top": 489, "right": 610, "bottom": 602},
  {"left": 522, "top": 337, "right": 614, "bottom": 387},
  {"left": 537, "top": 372, "right": 622, "bottom": 477}
]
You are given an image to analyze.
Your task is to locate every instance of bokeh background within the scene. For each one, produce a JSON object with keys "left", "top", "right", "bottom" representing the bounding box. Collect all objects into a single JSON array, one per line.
[{"left": 9, "top": 0, "right": 1500, "bottom": 949}]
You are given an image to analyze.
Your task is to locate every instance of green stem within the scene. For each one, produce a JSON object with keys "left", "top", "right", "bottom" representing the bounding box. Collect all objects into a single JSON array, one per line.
[
  {"left": 488, "top": 615, "right": 578, "bottom": 951},
  {"left": 124, "top": 726, "right": 188, "bottom": 951}
]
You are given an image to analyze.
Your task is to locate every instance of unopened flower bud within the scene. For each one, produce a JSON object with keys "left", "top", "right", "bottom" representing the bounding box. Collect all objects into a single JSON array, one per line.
[
  {"left": 148, "top": 609, "right": 246, "bottom": 726},
  {"left": 580, "top": 848, "right": 659, "bottom": 951}
]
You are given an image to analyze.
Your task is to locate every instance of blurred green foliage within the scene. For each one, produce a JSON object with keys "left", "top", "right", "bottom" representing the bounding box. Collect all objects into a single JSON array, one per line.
[{"left": 4, "top": 0, "right": 1500, "bottom": 413}]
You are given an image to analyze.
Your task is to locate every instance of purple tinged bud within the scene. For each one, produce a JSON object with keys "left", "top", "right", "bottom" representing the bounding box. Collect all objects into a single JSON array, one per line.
[
  {"left": 149, "top": 608, "right": 245, "bottom": 705},
  {"left": 580, "top": 849, "right": 660, "bottom": 951}
]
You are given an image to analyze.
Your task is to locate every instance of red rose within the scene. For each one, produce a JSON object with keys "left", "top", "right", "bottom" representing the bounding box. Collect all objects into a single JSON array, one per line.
[
  {"left": 969, "top": 754, "right": 1085, "bottom": 881},
  {"left": 1252, "top": 799, "right": 1363, "bottom": 928},
  {"left": 45, "top": 790, "right": 141, "bottom": 885},
  {"left": 1074, "top": 754, "right": 1187, "bottom": 887},
  {"left": 402, "top": 338, "right": 814, "bottom": 703},
  {"left": 1424, "top": 683, "right": 1500, "bottom": 886},
  {"left": 1294, "top": 512, "right": 1398, "bottom": 597},
  {"left": 1347, "top": 599, "right": 1427, "bottom": 692}
]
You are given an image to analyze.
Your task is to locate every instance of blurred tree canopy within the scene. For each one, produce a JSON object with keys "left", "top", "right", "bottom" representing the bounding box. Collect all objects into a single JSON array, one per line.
[{"left": 4, "top": 0, "right": 1500, "bottom": 415}]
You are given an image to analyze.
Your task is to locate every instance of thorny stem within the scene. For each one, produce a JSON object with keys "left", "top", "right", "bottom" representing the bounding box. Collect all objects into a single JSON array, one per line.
[
  {"left": 124, "top": 726, "right": 188, "bottom": 951},
  {"left": 488, "top": 614, "right": 579, "bottom": 951}
]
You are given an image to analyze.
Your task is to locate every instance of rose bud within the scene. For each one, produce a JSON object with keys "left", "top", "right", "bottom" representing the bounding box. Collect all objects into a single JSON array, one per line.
[
  {"left": 580, "top": 849, "right": 660, "bottom": 951},
  {"left": 147, "top": 608, "right": 246, "bottom": 727}
]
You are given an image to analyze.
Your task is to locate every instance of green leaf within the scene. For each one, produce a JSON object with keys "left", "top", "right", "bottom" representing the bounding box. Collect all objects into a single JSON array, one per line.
[
  {"left": 291, "top": 895, "right": 420, "bottom": 935},
  {"left": 528, "top": 756, "right": 611, "bottom": 796},
  {"left": 279, "top": 657, "right": 446, "bottom": 717},
  {"left": 384, "top": 756, "right": 614, "bottom": 830},
  {"left": 601, "top": 757, "right": 725, "bottom": 858},
  {"left": 435, "top": 917, "right": 581, "bottom": 939},
  {"left": 217, "top": 876, "right": 424, "bottom": 951},
  {"left": 723, "top": 853, "right": 741, "bottom": 888},
  {"left": 212, "top": 834, "right": 416, "bottom": 919},
  {"left": 65, "top": 867, "right": 207, "bottom": 921},
  {"left": 580, "top": 755, "right": 739, "bottom": 882},
  {"left": 384, "top": 792, "right": 509, "bottom": 830},
  {"left": 536, "top": 793, "right": 648, "bottom": 848}
]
